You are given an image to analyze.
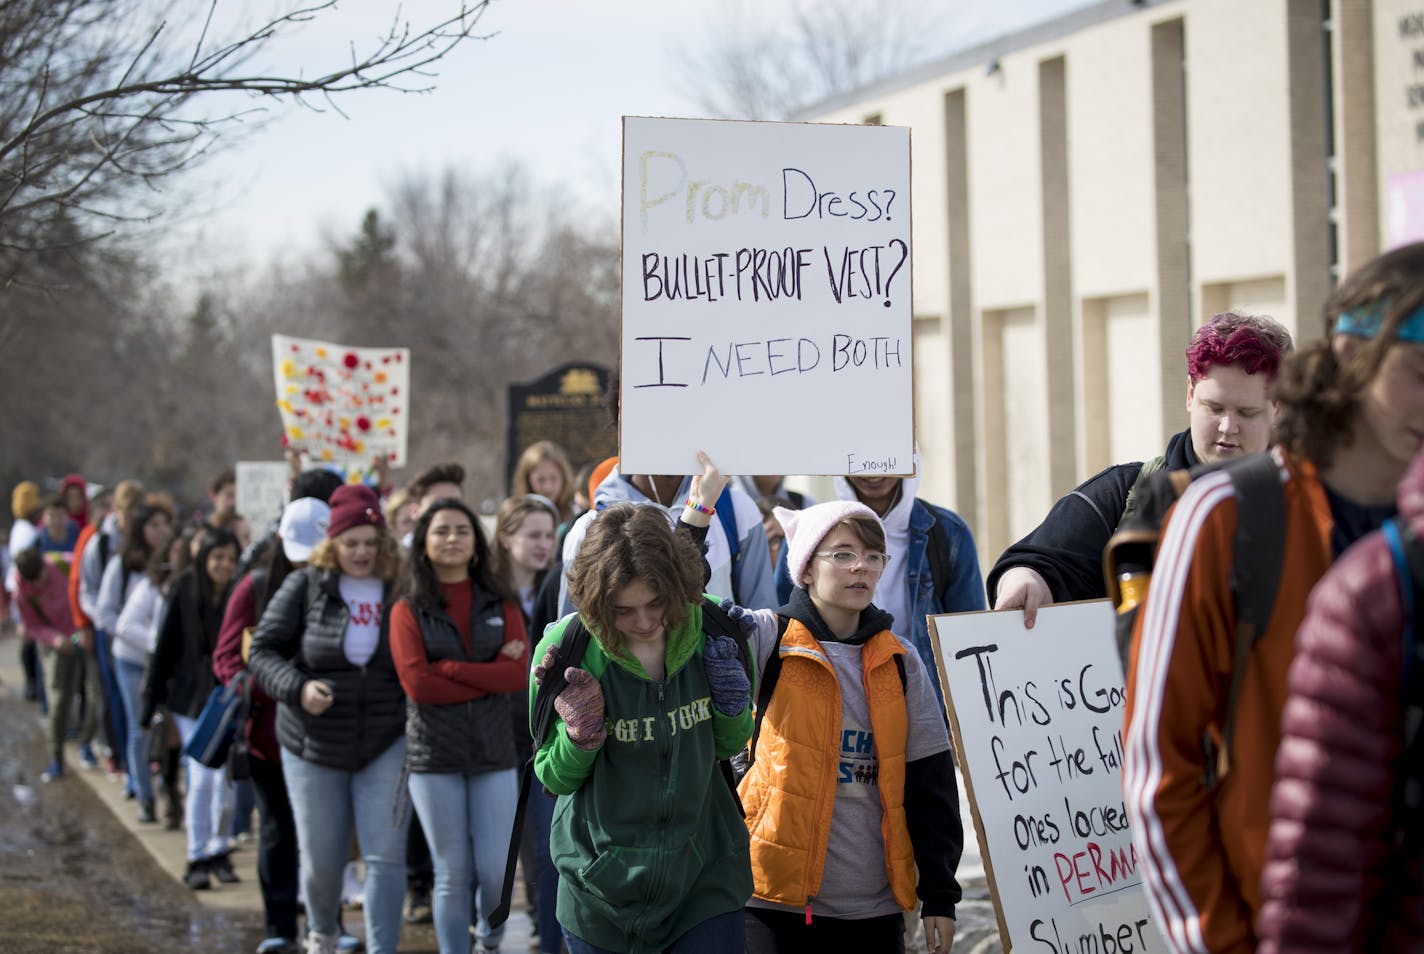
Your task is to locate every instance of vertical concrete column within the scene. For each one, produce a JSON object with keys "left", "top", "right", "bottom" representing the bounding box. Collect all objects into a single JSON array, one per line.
[
  {"left": 1151, "top": 19, "right": 1191, "bottom": 445},
  {"left": 944, "top": 87, "right": 978, "bottom": 533},
  {"left": 1039, "top": 56, "right": 1076, "bottom": 495},
  {"left": 1333, "top": 0, "right": 1379, "bottom": 281},
  {"left": 1288, "top": 0, "right": 1335, "bottom": 336}
]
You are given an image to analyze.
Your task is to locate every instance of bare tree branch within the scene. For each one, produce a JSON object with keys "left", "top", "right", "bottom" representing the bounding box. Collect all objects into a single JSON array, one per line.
[
  {"left": 676, "top": 0, "right": 943, "bottom": 120},
  {"left": 0, "top": 0, "right": 493, "bottom": 279}
]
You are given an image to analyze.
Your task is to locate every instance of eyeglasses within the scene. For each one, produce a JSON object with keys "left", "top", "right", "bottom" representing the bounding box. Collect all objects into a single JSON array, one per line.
[{"left": 814, "top": 550, "right": 890, "bottom": 570}]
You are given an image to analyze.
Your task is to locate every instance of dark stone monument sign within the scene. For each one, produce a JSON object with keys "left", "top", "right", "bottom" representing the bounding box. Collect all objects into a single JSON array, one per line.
[{"left": 506, "top": 362, "right": 615, "bottom": 489}]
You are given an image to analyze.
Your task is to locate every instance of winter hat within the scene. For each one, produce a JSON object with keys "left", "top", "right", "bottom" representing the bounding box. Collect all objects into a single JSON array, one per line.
[
  {"left": 775, "top": 500, "right": 883, "bottom": 590},
  {"left": 10, "top": 481, "right": 39, "bottom": 522},
  {"left": 59, "top": 473, "right": 87, "bottom": 497},
  {"left": 279, "top": 497, "right": 331, "bottom": 562},
  {"left": 326, "top": 484, "right": 385, "bottom": 539}
]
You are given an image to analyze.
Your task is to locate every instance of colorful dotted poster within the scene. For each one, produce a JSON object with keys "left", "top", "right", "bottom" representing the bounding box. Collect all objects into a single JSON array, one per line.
[{"left": 270, "top": 334, "right": 410, "bottom": 467}]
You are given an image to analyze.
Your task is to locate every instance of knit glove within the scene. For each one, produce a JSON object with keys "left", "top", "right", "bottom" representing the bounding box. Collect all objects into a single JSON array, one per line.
[
  {"left": 532, "top": 648, "right": 556, "bottom": 686},
  {"left": 554, "top": 668, "right": 607, "bottom": 750},
  {"left": 703, "top": 633, "right": 751, "bottom": 716},
  {"left": 718, "top": 598, "right": 759, "bottom": 640}
]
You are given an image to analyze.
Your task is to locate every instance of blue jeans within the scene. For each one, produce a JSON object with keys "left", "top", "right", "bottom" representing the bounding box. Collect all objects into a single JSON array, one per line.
[
  {"left": 562, "top": 909, "right": 746, "bottom": 954},
  {"left": 95, "top": 630, "right": 127, "bottom": 777},
  {"left": 174, "top": 713, "right": 234, "bottom": 862},
  {"left": 282, "top": 739, "right": 410, "bottom": 954},
  {"left": 113, "top": 657, "right": 154, "bottom": 804},
  {"left": 407, "top": 768, "right": 518, "bottom": 954}
]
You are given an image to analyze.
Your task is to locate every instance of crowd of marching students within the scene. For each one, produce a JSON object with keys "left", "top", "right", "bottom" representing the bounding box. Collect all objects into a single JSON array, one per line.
[{"left": 8, "top": 240, "right": 1424, "bottom": 954}]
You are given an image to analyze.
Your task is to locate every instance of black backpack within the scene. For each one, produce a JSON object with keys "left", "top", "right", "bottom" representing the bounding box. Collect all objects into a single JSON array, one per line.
[
  {"left": 1103, "top": 451, "right": 1285, "bottom": 790},
  {"left": 489, "top": 597, "right": 752, "bottom": 929}
]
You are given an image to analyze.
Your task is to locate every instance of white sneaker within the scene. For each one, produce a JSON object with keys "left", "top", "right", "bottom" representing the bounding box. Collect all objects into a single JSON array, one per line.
[
  {"left": 304, "top": 932, "right": 337, "bottom": 954},
  {"left": 340, "top": 861, "right": 364, "bottom": 908}
]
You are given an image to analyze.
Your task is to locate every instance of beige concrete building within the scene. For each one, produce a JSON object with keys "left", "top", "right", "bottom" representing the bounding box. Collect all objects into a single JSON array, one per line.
[{"left": 801, "top": 0, "right": 1423, "bottom": 571}]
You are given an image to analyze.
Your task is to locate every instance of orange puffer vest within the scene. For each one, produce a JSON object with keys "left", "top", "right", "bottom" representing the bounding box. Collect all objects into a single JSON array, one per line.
[{"left": 738, "top": 617, "right": 916, "bottom": 911}]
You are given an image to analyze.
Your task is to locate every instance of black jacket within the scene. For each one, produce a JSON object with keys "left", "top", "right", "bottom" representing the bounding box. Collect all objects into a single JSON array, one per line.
[
  {"left": 986, "top": 428, "right": 1199, "bottom": 604},
  {"left": 142, "top": 570, "right": 227, "bottom": 722},
  {"left": 248, "top": 567, "right": 405, "bottom": 771},
  {"left": 406, "top": 587, "right": 520, "bottom": 775}
]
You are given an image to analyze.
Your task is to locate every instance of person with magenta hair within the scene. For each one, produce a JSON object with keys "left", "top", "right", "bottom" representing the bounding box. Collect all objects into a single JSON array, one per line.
[
  {"left": 1124, "top": 242, "right": 1424, "bottom": 952},
  {"left": 990, "top": 310, "right": 1294, "bottom": 626}
]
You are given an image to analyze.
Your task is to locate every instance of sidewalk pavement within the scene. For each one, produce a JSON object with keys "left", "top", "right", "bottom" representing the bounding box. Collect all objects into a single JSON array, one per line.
[{"left": 0, "top": 633, "right": 537, "bottom": 948}]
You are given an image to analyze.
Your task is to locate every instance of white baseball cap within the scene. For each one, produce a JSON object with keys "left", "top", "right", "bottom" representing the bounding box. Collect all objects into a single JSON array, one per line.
[{"left": 278, "top": 497, "right": 330, "bottom": 563}]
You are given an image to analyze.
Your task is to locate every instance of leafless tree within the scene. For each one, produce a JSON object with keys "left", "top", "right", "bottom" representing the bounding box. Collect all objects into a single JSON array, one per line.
[
  {"left": 677, "top": 0, "right": 942, "bottom": 120},
  {"left": 0, "top": 0, "right": 492, "bottom": 284}
]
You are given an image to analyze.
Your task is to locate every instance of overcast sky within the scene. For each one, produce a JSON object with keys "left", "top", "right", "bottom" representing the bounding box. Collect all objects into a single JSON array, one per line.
[{"left": 166, "top": 0, "right": 1092, "bottom": 278}]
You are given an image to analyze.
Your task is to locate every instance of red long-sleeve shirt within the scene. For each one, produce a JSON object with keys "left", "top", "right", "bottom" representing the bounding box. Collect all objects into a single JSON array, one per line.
[{"left": 389, "top": 580, "right": 528, "bottom": 705}]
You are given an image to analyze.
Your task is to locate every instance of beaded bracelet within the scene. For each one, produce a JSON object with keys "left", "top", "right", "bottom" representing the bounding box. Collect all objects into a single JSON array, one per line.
[{"left": 684, "top": 497, "right": 716, "bottom": 516}]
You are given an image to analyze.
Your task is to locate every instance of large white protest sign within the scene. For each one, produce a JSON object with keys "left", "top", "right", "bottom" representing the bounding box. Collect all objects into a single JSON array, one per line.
[
  {"left": 620, "top": 116, "right": 913, "bottom": 477},
  {"left": 930, "top": 602, "right": 1165, "bottom": 953},
  {"left": 235, "top": 461, "right": 289, "bottom": 534},
  {"left": 271, "top": 334, "right": 410, "bottom": 467}
]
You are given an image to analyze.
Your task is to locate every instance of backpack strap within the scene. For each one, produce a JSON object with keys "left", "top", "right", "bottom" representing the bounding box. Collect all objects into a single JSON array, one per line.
[
  {"left": 1209, "top": 453, "right": 1286, "bottom": 789},
  {"left": 921, "top": 501, "right": 952, "bottom": 600},
  {"left": 492, "top": 615, "right": 593, "bottom": 930},
  {"left": 715, "top": 487, "right": 742, "bottom": 602},
  {"left": 1121, "top": 454, "right": 1169, "bottom": 525}
]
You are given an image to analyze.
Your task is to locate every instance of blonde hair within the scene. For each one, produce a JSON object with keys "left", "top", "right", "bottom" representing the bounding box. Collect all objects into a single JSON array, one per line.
[
  {"left": 491, "top": 495, "right": 559, "bottom": 590},
  {"left": 511, "top": 440, "right": 575, "bottom": 522},
  {"left": 309, "top": 527, "right": 403, "bottom": 581},
  {"left": 382, "top": 488, "right": 411, "bottom": 525}
]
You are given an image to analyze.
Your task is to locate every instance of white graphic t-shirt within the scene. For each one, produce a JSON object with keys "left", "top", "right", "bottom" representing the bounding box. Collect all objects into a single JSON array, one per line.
[{"left": 339, "top": 576, "right": 384, "bottom": 667}]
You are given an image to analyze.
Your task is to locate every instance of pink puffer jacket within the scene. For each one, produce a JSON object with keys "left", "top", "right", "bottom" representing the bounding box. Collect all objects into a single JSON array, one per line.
[{"left": 1256, "top": 447, "right": 1424, "bottom": 952}]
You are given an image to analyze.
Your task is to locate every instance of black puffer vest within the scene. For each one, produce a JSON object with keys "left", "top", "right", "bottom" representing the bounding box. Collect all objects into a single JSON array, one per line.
[
  {"left": 405, "top": 585, "right": 520, "bottom": 775},
  {"left": 248, "top": 568, "right": 405, "bottom": 771}
]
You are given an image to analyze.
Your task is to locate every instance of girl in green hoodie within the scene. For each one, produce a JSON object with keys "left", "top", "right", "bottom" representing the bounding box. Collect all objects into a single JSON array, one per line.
[{"left": 531, "top": 456, "right": 754, "bottom": 954}]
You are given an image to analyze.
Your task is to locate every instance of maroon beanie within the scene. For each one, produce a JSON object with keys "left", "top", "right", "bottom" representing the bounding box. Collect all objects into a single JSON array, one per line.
[{"left": 326, "top": 484, "right": 385, "bottom": 539}]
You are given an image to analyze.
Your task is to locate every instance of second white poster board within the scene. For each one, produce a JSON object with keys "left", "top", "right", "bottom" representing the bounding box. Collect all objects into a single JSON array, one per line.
[
  {"left": 930, "top": 601, "right": 1166, "bottom": 952},
  {"left": 620, "top": 116, "right": 914, "bottom": 477}
]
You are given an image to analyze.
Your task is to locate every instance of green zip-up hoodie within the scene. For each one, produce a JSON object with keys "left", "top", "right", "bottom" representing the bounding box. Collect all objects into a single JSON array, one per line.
[{"left": 531, "top": 600, "right": 754, "bottom": 953}]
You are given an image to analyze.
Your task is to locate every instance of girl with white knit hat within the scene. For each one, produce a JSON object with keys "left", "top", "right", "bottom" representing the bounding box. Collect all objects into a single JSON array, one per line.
[{"left": 731, "top": 500, "right": 964, "bottom": 954}]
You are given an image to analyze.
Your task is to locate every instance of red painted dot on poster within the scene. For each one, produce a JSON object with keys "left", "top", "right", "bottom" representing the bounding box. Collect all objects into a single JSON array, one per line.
[
  {"left": 394, "top": 353, "right": 403, "bottom": 363},
  {"left": 391, "top": 387, "right": 399, "bottom": 395},
  {"left": 392, "top": 407, "right": 400, "bottom": 415},
  {"left": 343, "top": 352, "right": 359, "bottom": 369},
  {"left": 364, "top": 361, "right": 373, "bottom": 370},
  {"left": 290, "top": 344, "right": 300, "bottom": 353},
  {"left": 356, "top": 416, "right": 371, "bottom": 432},
  {"left": 381, "top": 356, "right": 391, "bottom": 364}
]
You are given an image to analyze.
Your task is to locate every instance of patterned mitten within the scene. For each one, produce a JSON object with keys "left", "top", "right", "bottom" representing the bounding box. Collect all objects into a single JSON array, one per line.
[
  {"left": 703, "top": 634, "right": 751, "bottom": 716},
  {"left": 553, "top": 668, "right": 607, "bottom": 750},
  {"left": 718, "top": 598, "right": 760, "bottom": 639}
]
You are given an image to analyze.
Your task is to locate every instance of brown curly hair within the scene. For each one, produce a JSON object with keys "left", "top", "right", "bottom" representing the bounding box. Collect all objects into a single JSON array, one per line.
[
  {"left": 309, "top": 526, "right": 403, "bottom": 581},
  {"left": 1274, "top": 242, "right": 1424, "bottom": 469},
  {"left": 565, "top": 503, "right": 704, "bottom": 653}
]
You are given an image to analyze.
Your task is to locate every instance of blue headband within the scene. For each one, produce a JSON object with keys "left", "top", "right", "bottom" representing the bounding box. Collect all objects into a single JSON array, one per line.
[{"left": 1334, "top": 301, "right": 1424, "bottom": 343}]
